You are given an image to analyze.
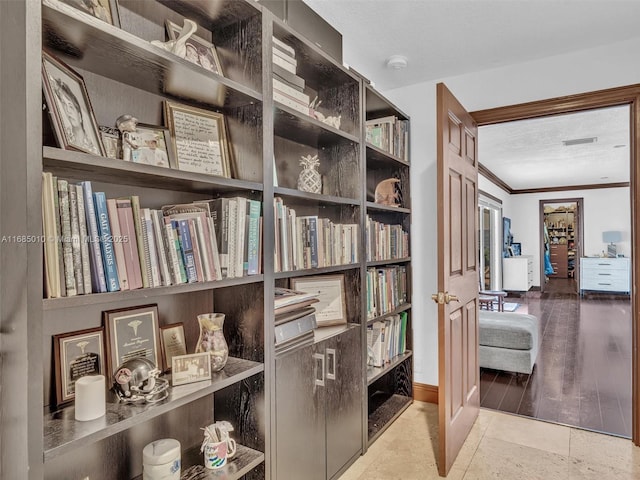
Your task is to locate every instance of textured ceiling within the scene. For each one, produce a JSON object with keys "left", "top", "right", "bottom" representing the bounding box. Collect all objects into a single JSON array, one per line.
[
  {"left": 303, "top": 0, "right": 640, "bottom": 91},
  {"left": 478, "top": 105, "right": 630, "bottom": 190}
]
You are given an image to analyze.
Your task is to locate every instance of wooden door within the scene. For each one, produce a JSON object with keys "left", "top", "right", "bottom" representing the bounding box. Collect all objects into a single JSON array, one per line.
[{"left": 435, "top": 83, "right": 480, "bottom": 476}]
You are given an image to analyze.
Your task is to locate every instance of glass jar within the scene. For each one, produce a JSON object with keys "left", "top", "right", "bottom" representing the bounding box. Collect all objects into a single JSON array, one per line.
[{"left": 195, "top": 313, "right": 229, "bottom": 372}]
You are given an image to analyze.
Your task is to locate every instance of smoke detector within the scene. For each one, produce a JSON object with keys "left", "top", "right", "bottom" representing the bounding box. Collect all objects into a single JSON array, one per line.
[{"left": 386, "top": 55, "right": 408, "bottom": 70}]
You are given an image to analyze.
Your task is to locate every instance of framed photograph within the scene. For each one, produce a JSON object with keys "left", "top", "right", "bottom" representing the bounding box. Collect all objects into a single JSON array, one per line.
[
  {"left": 53, "top": 327, "right": 105, "bottom": 405},
  {"left": 42, "top": 52, "right": 105, "bottom": 156},
  {"left": 164, "top": 100, "right": 232, "bottom": 177},
  {"left": 103, "top": 304, "right": 161, "bottom": 378},
  {"left": 160, "top": 323, "right": 187, "bottom": 372},
  {"left": 511, "top": 242, "right": 522, "bottom": 256},
  {"left": 165, "top": 20, "right": 224, "bottom": 76},
  {"left": 290, "top": 274, "right": 347, "bottom": 327},
  {"left": 171, "top": 352, "right": 212, "bottom": 386},
  {"left": 131, "top": 123, "right": 177, "bottom": 169},
  {"left": 58, "top": 0, "right": 121, "bottom": 27},
  {"left": 99, "top": 125, "right": 120, "bottom": 159}
]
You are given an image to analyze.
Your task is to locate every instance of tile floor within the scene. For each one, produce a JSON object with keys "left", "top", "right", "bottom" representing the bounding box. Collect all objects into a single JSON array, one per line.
[{"left": 340, "top": 401, "right": 640, "bottom": 479}]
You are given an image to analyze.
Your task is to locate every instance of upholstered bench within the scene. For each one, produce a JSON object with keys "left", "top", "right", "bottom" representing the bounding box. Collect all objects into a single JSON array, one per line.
[{"left": 479, "top": 310, "right": 539, "bottom": 375}]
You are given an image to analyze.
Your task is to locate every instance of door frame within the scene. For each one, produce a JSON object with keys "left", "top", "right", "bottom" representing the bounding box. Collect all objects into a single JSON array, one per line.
[
  {"left": 539, "top": 198, "right": 584, "bottom": 293},
  {"left": 471, "top": 83, "right": 640, "bottom": 445}
]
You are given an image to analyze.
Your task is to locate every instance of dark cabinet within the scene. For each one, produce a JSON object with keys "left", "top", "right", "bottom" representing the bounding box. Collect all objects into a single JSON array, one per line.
[{"left": 275, "top": 327, "right": 362, "bottom": 480}]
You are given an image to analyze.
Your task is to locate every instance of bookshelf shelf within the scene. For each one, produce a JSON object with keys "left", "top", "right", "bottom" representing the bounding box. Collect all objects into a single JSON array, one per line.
[
  {"left": 366, "top": 258, "right": 411, "bottom": 267},
  {"left": 365, "top": 144, "right": 410, "bottom": 168},
  {"left": 366, "top": 303, "right": 412, "bottom": 325},
  {"left": 42, "top": 275, "right": 264, "bottom": 311},
  {"left": 365, "top": 86, "right": 409, "bottom": 121},
  {"left": 274, "top": 264, "right": 359, "bottom": 280},
  {"left": 366, "top": 202, "right": 411, "bottom": 214},
  {"left": 367, "top": 392, "right": 412, "bottom": 446},
  {"left": 43, "top": 147, "right": 264, "bottom": 194},
  {"left": 274, "top": 105, "right": 359, "bottom": 147},
  {"left": 274, "top": 186, "right": 359, "bottom": 206},
  {"left": 42, "top": 1, "right": 262, "bottom": 109},
  {"left": 367, "top": 350, "right": 413, "bottom": 385},
  {"left": 175, "top": 443, "right": 265, "bottom": 480},
  {"left": 43, "top": 357, "right": 263, "bottom": 461}
]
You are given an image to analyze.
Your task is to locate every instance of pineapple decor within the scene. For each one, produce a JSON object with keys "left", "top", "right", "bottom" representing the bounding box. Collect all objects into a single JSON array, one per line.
[{"left": 297, "top": 154, "right": 322, "bottom": 193}]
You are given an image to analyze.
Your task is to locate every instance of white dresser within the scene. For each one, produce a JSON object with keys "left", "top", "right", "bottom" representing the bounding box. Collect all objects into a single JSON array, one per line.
[
  {"left": 503, "top": 255, "right": 534, "bottom": 291},
  {"left": 580, "top": 257, "right": 630, "bottom": 294}
]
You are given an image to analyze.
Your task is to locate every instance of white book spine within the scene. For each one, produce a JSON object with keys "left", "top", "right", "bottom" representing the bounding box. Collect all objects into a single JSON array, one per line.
[
  {"left": 164, "top": 222, "right": 184, "bottom": 284},
  {"left": 227, "top": 199, "right": 238, "bottom": 278},
  {"left": 194, "top": 216, "right": 213, "bottom": 282},
  {"left": 75, "top": 185, "right": 92, "bottom": 294},
  {"left": 273, "top": 78, "right": 309, "bottom": 104},
  {"left": 273, "top": 46, "right": 297, "bottom": 66},
  {"left": 207, "top": 216, "right": 223, "bottom": 281},
  {"left": 142, "top": 208, "right": 161, "bottom": 287},
  {"left": 272, "top": 36, "right": 295, "bottom": 56},
  {"left": 152, "top": 210, "right": 172, "bottom": 286},
  {"left": 234, "top": 197, "right": 247, "bottom": 278},
  {"left": 272, "top": 53, "right": 296, "bottom": 74},
  {"left": 106, "top": 199, "right": 129, "bottom": 291},
  {"left": 273, "top": 91, "right": 310, "bottom": 115}
]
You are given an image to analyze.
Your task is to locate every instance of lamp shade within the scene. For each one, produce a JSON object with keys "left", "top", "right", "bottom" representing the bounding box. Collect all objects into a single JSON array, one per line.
[{"left": 603, "top": 231, "right": 622, "bottom": 243}]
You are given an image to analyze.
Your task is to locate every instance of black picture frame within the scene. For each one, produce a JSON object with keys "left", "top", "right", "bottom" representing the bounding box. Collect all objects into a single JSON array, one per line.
[{"left": 511, "top": 242, "right": 521, "bottom": 256}]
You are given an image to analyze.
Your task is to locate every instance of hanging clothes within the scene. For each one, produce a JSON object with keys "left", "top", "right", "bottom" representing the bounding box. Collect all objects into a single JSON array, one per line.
[{"left": 543, "top": 223, "right": 555, "bottom": 275}]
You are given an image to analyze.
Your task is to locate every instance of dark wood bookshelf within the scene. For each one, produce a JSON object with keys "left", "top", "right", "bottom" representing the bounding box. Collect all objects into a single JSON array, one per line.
[
  {"left": 365, "top": 144, "right": 410, "bottom": 168},
  {"left": 367, "top": 351, "right": 413, "bottom": 385},
  {"left": 365, "top": 86, "right": 409, "bottom": 121},
  {"left": 155, "top": 0, "right": 261, "bottom": 29},
  {"left": 366, "top": 303, "right": 412, "bottom": 325},
  {"left": 367, "top": 392, "right": 412, "bottom": 446},
  {"left": 274, "top": 105, "right": 359, "bottom": 147},
  {"left": 43, "top": 275, "right": 264, "bottom": 311},
  {"left": 43, "top": 147, "right": 264, "bottom": 194},
  {"left": 42, "top": 1, "right": 262, "bottom": 110},
  {"left": 176, "top": 443, "right": 265, "bottom": 480},
  {"left": 43, "top": 357, "right": 264, "bottom": 460},
  {"left": 365, "top": 202, "right": 411, "bottom": 214},
  {"left": 366, "top": 258, "right": 411, "bottom": 267},
  {"left": 274, "top": 186, "right": 359, "bottom": 206}
]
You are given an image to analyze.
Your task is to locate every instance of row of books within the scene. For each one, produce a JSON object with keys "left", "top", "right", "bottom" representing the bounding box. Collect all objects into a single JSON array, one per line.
[
  {"left": 366, "top": 265, "right": 409, "bottom": 319},
  {"left": 272, "top": 36, "right": 311, "bottom": 116},
  {"left": 42, "top": 173, "right": 262, "bottom": 298},
  {"left": 366, "top": 115, "right": 410, "bottom": 161},
  {"left": 367, "top": 312, "right": 408, "bottom": 368},
  {"left": 274, "top": 197, "right": 359, "bottom": 273},
  {"left": 365, "top": 216, "right": 410, "bottom": 262}
]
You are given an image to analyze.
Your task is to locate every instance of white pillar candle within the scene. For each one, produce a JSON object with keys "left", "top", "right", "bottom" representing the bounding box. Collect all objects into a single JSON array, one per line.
[{"left": 75, "top": 375, "right": 106, "bottom": 421}]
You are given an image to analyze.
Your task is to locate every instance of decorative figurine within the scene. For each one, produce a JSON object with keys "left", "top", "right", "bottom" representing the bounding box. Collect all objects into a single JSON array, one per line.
[
  {"left": 150, "top": 19, "right": 198, "bottom": 59},
  {"left": 309, "top": 97, "right": 342, "bottom": 129},
  {"left": 297, "top": 154, "right": 322, "bottom": 194},
  {"left": 374, "top": 178, "right": 402, "bottom": 207},
  {"left": 115, "top": 114, "right": 139, "bottom": 161}
]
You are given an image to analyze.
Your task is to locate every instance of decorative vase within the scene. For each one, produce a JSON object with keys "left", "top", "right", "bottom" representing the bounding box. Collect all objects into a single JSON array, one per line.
[
  {"left": 297, "top": 154, "right": 322, "bottom": 194},
  {"left": 195, "top": 313, "right": 229, "bottom": 372}
]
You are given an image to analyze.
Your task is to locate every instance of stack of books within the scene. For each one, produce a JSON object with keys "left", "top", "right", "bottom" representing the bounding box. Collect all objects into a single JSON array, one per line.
[
  {"left": 367, "top": 312, "right": 408, "bottom": 368},
  {"left": 272, "top": 36, "right": 310, "bottom": 116},
  {"left": 366, "top": 265, "right": 408, "bottom": 319},
  {"left": 42, "top": 174, "right": 262, "bottom": 298},
  {"left": 274, "top": 287, "right": 319, "bottom": 355},
  {"left": 365, "top": 115, "right": 410, "bottom": 161},
  {"left": 274, "top": 197, "right": 359, "bottom": 272},
  {"left": 365, "top": 215, "right": 409, "bottom": 262}
]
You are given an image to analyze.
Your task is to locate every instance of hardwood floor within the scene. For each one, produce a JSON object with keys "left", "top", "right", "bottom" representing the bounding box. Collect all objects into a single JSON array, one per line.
[{"left": 480, "top": 278, "right": 632, "bottom": 437}]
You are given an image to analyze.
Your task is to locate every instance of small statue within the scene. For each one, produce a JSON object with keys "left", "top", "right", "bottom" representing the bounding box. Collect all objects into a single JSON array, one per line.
[
  {"left": 309, "top": 97, "right": 342, "bottom": 129},
  {"left": 297, "top": 154, "right": 322, "bottom": 194},
  {"left": 374, "top": 178, "right": 401, "bottom": 207},
  {"left": 115, "top": 114, "right": 139, "bottom": 162},
  {"left": 150, "top": 19, "right": 198, "bottom": 59}
]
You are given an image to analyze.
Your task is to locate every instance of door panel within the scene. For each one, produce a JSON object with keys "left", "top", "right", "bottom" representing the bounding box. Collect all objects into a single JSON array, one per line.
[{"left": 437, "top": 83, "right": 480, "bottom": 476}]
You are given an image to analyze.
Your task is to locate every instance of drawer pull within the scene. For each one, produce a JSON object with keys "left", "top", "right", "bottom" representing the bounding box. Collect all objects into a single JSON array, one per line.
[{"left": 598, "top": 273, "right": 612, "bottom": 276}]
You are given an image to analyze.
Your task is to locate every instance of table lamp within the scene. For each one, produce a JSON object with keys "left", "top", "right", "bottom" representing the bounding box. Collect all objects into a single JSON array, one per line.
[{"left": 603, "top": 231, "right": 622, "bottom": 258}]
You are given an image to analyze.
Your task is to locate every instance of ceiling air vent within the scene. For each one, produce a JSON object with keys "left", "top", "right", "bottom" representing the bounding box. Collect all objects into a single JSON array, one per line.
[{"left": 562, "top": 137, "right": 597, "bottom": 146}]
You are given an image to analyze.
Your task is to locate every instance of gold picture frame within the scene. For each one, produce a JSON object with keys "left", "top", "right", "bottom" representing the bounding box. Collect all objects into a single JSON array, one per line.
[
  {"left": 290, "top": 274, "right": 347, "bottom": 327},
  {"left": 164, "top": 100, "right": 232, "bottom": 178},
  {"left": 160, "top": 322, "right": 187, "bottom": 372}
]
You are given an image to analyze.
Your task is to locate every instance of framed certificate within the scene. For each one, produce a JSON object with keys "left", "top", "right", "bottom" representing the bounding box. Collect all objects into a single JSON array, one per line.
[
  {"left": 53, "top": 327, "right": 105, "bottom": 405},
  {"left": 290, "top": 274, "right": 347, "bottom": 327},
  {"left": 164, "top": 100, "right": 232, "bottom": 178},
  {"left": 103, "top": 304, "right": 161, "bottom": 378},
  {"left": 160, "top": 322, "right": 187, "bottom": 372}
]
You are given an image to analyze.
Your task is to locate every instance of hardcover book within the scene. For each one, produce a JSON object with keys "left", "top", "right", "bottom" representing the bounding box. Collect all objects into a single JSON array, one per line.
[
  {"left": 115, "top": 198, "right": 143, "bottom": 290},
  {"left": 68, "top": 185, "right": 84, "bottom": 295},
  {"left": 75, "top": 184, "right": 92, "bottom": 294},
  {"left": 57, "top": 179, "right": 77, "bottom": 296},
  {"left": 93, "top": 191, "right": 120, "bottom": 292},
  {"left": 81, "top": 181, "right": 107, "bottom": 293}
]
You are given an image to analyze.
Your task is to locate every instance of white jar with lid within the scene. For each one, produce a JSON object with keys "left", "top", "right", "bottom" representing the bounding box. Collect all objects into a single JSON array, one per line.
[{"left": 143, "top": 439, "right": 181, "bottom": 480}]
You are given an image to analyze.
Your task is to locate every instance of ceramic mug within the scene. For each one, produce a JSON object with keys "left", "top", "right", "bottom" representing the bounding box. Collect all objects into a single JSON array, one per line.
[{"left": 203, "top": 437, "right": 236, "bottom": 469}]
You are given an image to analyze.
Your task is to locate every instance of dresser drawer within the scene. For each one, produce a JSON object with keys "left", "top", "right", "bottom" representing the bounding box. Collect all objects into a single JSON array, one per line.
[
  {"left": 581, "top": 259, "right": 628, "bottom": 271},
  {"left": 581, "top": 276, "right": 629, "bottom": 292}
]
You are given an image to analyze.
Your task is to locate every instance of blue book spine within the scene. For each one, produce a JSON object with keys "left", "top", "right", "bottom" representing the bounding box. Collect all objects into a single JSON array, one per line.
[
  {"left": 177, "top": 219, "right": 197, "bottom": 283},
  {"left": 93, "top": 192, "right": 120, "bottom": 292},
  {"left": 81, "top": 181, "right": 107, "bottom": 293}
]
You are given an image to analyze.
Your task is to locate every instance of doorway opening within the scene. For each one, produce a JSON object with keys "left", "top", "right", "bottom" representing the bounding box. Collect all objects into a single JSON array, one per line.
[{"left": 476, "top": 105, "right": 632, "bottom": 438}]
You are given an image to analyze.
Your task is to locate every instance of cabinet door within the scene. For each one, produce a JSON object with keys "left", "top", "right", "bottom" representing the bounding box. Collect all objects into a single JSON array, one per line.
[
  {"left": 325, "top": 327, "right": 363, "bottom": 479},
  {"left": 275, "top": 343, "right": 326, "bottom": 480}
]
